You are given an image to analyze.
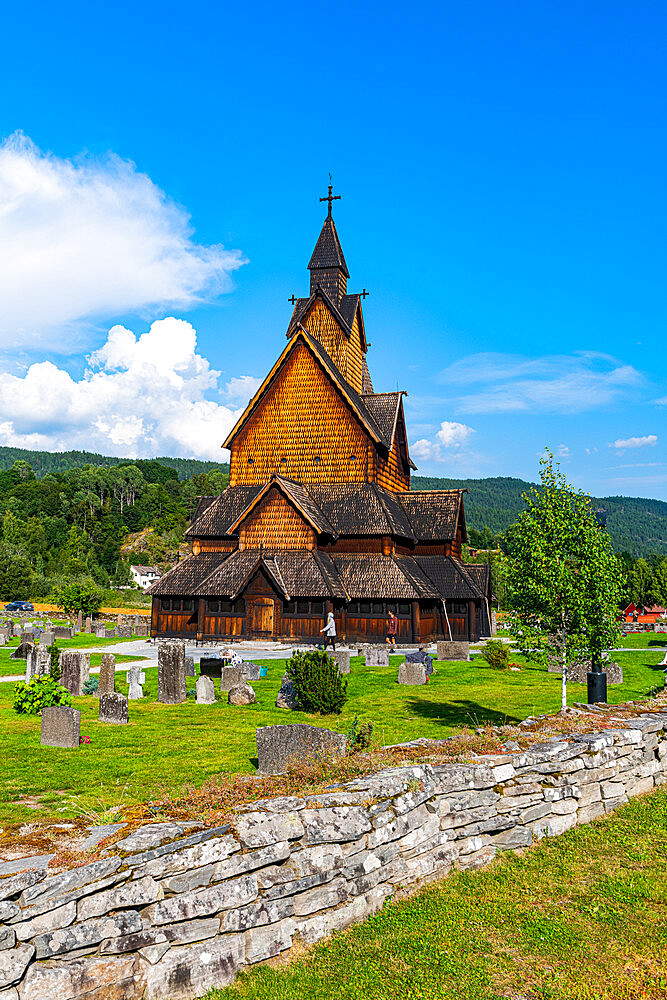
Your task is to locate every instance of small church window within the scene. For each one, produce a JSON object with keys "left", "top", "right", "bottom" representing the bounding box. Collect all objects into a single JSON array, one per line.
[
  {"left": 349, "top": 454, "right": 357, "bottom": 462},
  {"left": 247, "top": 458, "right": 254, "bottom": 465},
  {"left": 313, "top": 456, "right": 321, "bottom": 464}
]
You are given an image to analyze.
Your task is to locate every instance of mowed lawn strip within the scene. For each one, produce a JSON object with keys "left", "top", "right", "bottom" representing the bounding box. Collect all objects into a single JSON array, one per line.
[
  {"left": 0, "top": 633, "right": 143, "bottom": 676},
  {"left": 203, "top": 789, "right": 667, "bottom": 1000},
  {"left": 0, "top": 648, "right": 664, "bottom": 825}
]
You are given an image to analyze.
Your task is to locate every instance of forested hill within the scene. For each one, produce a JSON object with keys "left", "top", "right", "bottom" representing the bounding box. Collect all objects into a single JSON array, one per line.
[
  {"left": 412, "top": 476, "right": 667, "bottom": 557},
  {"left": 0, "top": 446, "right": 228, "bottom": 481}
]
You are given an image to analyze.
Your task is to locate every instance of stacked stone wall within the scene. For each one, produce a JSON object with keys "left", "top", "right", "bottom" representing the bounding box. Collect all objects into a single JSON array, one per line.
[{"left": 2, "top": 711, "right": 667, "bottom": 999}]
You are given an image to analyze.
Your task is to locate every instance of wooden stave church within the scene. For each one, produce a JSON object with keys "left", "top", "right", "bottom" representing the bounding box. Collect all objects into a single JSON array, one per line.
[{"left": 149, "top": 196, "right": 494, "bottom": 644}]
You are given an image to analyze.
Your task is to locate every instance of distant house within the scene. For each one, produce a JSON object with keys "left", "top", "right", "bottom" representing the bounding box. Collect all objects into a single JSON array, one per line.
[
  {"left": 130, "top": 565, "right": 161, "bottom": 591},
  {"left": 620, "top": 602, "right": 666, "bottom": 624}
]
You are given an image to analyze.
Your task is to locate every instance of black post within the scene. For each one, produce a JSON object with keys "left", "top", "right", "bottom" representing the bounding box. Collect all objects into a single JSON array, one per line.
[{"left": 587, "top": 654, "right": 607, "bottom": 705}]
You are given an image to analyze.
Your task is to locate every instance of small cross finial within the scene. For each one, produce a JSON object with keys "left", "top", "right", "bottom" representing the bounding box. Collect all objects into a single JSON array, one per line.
[
  {"left": 288, "top": 294, "right": 297, "bottom": 305},
  {"left": 320, "top": 174, "right": 341, "bottom": 217},
  {"left": 361, "top": 288, "right": 370, "bottom": 299}
]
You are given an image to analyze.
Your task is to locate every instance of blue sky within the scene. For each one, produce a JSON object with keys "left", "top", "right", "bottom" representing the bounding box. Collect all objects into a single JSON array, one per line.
[{"left": 0, "top": 0, "right": 665, "bottom": 498}]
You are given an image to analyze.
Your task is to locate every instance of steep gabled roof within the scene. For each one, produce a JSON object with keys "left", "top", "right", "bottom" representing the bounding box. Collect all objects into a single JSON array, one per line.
[
  {"left": 223, "top": 328, "right": 389, "bottom": 451},
  {"left": 308, "top": 483, "right": 416, "bottom": 540},
  {"left": 147, "top": 552, "right": 228, "bottom": 596},
  {"left": 230, "top": 553, "right": 290, "bottom": 601},
  {"left": 286, "top": 287, "right": 367, "bottom": 352},
  {"left": 400, "top": 490, "right": 466, "bottom": 542},
  {"left": 308, "top": 215, "right": 349, "bottom": 277},
  {"left": 227, "top": 476, "right": 335, "bottom": 537},
  {"left": 185, "top": 485, "right": 263, "bottom": 538},
  {"left": 196, "top": 549, "right": 345, "bottom": 599},
  {"left": 414, "top": 556, "right": 482, "bottom": 600}
]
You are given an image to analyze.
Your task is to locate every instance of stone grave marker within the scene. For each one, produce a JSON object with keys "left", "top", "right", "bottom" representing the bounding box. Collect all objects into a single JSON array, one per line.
[
  {"left": 20, "top": 631, "right": 35, "bottom": 645},
  {"left": 95, "top": 626, "right": 106, "bottom": 638},
  {"left": 548, "top": 656, "right": 623, "bottom": 685},
  {"left": 437, "top": 641, "right": 470, "bottom": 662},
  {"left": 242, "top": 661, "right": 262, "bottom": 680},
  {"left": 406, "top": 649, "right": 435, "bottom": 676},
  {"left": 196, "top": 675, "right": 216, "bottom": 704},
  {"left": 331, "top": 650, "right": 351, "bottom": 674},
  {"left": 99, "top": 692, "right": 128, "bottom": 725},
  {"left": 0, "top": 633, "right": 5, "bottom": 646},
  {"left": 98, "top": 654, "right": 116, "bottom": 696},
  {"left": 398, "top": 661, "right": 427, "bottom": 685},
  {"left": 25, "top": 646, "right": 50, "bottom": 682},
  {"left": 76, "top": 610, "right": 83, "bottom": 632},
  {"left": 127, "top": 666, "right": 145, "bottom": 700},
  {"left": 84, "top": 617, "right": 92, "bottom": 634},
  {"left": 105, "top": 629, "right": 116, "bottom": 639},
  {"left": 185, "top": 656, "right": 195, "bottom": 677},
  {"left": 41, "top": 706, "right": 80, "bottom": 748},
  {"left": 200, "top": 657, "right": 223, "bottom": 680},
  {"left": 40, "top": 631, "right": 54, "bottom": 648},
  {"left": 220, "top": 666, "right": 248, "bottom": 691},
  {"left": 228, "top": 683, "right": 256, "bottom": 705},
  {"left": 117, "top": 624, "right": 132, "bottom": 638},
  {"left": 117, "top": 614, "right": 122, "bottom": 626},
  {"left": 276, "top": 673, "right": 298, "bottom": 709},
  {"left": 54, "top": 626, "right": 73, "bottom": 639},
  {"left": 158, "top": 642, "right": 186, "bottom": 704},
  {"left": 60, "top": 651, "right": 91, "bottom": 696},
  {"left": 10, "top": 640, "right": 34, "bottom": 660},
  {"left": 257, "top": 723, "right": 346, "bottom": 774},
  {"left": 366, "top": 646, "right": 389, "bottom": 667},
  {"left": 135, "top": 622, "right": 149, "bottom": 637}
]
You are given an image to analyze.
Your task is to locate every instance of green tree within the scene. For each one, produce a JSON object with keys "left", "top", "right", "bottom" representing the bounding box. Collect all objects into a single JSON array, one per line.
[
  {"left": 51, "top": 580, "right": 103, "bottom": 617},
  {"left": 506, "top": 451, "right": 623, "bottom": 708},
  {"left": 0, "top": 547, "right": 33, "bottom": 600},
  {"left": 629, "top": 557, "right": 654, "bottom": 607}
]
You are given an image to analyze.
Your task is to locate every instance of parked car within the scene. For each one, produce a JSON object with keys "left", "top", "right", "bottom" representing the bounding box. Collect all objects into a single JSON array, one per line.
[{"left": 3, "top": 601, "right": 34, "bottom": 613}]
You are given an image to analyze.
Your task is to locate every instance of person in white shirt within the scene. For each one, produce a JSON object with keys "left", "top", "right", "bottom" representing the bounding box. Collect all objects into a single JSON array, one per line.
[{"left": 320, "top": 611, "right": 336, "bottom": 652}]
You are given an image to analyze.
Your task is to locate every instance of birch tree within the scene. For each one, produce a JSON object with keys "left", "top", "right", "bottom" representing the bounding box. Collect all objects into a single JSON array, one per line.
[{"left": 506, "top": 451, "right": 623, "bottom": 708}]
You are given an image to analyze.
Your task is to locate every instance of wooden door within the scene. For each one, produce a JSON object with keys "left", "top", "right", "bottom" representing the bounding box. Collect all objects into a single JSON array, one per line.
[{"left": 250, "top": 598, "right": 274, "bottom": 637}]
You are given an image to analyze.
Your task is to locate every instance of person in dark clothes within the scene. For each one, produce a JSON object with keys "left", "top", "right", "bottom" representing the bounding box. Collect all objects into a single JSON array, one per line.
[{"left": 386, "top": 609, "right": 398, "bottom": 647}]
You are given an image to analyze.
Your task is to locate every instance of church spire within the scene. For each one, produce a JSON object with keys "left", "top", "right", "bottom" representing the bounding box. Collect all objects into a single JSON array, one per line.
[{"left": 308, "top": 183, "right": 349, "bottom": 304}]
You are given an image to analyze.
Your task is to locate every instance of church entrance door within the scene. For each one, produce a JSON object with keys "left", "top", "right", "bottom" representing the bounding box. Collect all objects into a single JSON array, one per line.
[{"left": 249, "top": 597, "right": 274, "bottom": 638}]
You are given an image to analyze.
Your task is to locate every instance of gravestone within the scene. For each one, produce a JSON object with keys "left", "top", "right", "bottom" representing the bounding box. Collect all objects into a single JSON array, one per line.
[
  {"left": 0, "top": 634, "right": 5, "bottom": 646},
  {"left": 98, "top": 654, "right": 116, "bottom": 696},
  {"left": 366, "top": 646, "right": 389, "bottom": 667},
  {"left": 406, "top": 649, "right": 434, "bottom": 676},
  {"left": 20, "top": 631, "right": 35, "bottom": 645},
  {"left": 117, "top": 624, "right": 132, "bottom": 638},
  {"left": 41, "top": 706, "right": 80, "bottom": 748},
  {"left": 331, "top": 650, "right": 351, "bottom": 674},
  {"left": 127, "top": 666, "right": 145, "bottom": 700},
  {"left": 196, "top": 675, "right": 216, "bottom": 704},
  {"left": 134, "top": 615, "right": 140, "bottom": 631},
  {"left": 11, "top": 640, "right": 34, "bottom": 660},
  {"left": 76, "top": 610, "right": 83, "bottom": 632},
  {"left": 200, "top": 657, "right": 223, "bottom": 680},
  {"left": 84, "top": 617, "right": 92, "bottom": 634},
  {"left": 60, "top": 651, "right": 90, "bottom": 696},
  {"left": 242, "top": 661, "right": 262, "bottom": 680},
  {"left": 105, "top": 629, "right": 116, "bottom": 639},
  {"left": 25, "top": 646, "right": 50, "bottom": 682},
  {"left": 548, "top": 658, "right": 623, "bottom": 685},
  {"left": 257, "top": 723, "right": 346, "bottom": 774},
  {"left": 220, "top": 666, "right": 248, "bottom": 691},
  {"left": 437, "top": 641, "right": 470, "bottom": 661},
  {"left": 158, "top": 642, "right": 186, "bottom": 704},
  {"left": 276, "top": 674, "right": 298, "bottom": 710},
  {"left": 228, "top": 683, "right": 256, "bottom": 705},
  {"left": 54, "top": 626, "right": 73, "bottom": 639},
  {"left": 117, "top": 614, "right": 122, "bottom": 626},
  {"left": 135, "top": 622, "right": 149, "bottom": 637},
  {"left": 654, "top": 623, "right": 667, "bottom": 634},
  {"left": 99, "top": 692, "right": 128, "bottom": 725},
  {"left": 95, "top": 626, "right": 106, "bottom": 638},
  {"left": 40, "top": 631, "right": 54, "bottom": 648},
  {"left": 185, "top": 656, "right": 195, "bottom": 677},
  {"left": 398, "top": 661, "right": 427, "bottom": 685}
]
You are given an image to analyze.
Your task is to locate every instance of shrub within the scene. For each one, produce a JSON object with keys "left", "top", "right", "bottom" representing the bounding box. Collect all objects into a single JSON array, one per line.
[
  {"left": 480, "top": 639, "right": 511, "bottom": 670},
  {"left": 50, "top": 580, "right": 103, "bottom": 617},
  {"left": 286, "top": 649, "right": 348, "bottom": 715},
  {"left": 48, "top": 642, "right": 61, "bottom": 682},
  {"left": 346, "top": 715, "right": 374, "bottom": 752},
  {"left": 13, "top": 676, "right": 73, "bottom": 715},
  {"left": 82, "top": 677, "right": 99, "bottom": 695}
]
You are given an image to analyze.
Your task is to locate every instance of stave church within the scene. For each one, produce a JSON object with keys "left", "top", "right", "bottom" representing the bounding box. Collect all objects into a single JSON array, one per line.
[{"left": 149, "top": 191, "right": 494, "bottom": 644}]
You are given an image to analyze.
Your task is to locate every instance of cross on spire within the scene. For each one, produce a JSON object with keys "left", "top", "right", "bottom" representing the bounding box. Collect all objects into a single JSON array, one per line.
[{"left": 320, "top": 176, "right": 341, "bottom": 218}]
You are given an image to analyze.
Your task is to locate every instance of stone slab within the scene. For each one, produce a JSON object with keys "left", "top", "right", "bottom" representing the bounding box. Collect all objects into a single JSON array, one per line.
[
  {"left": 257, "top": 724, "right": 346, "bottom": 774},
  {"left": 331, "top": 650, "right": 351, "bottom": 674},
  {"left": 99, "top": 692, "right": 128, "bottom": 725},
  {"left": 196, "top": 675, "right": 216, "bottom": 705},
  {"left": 158, "top": 643, "right": 186, "bottom": 704},
  {"left": 398, "top": 662, "right": 427, "bottom": 685},
  {"left": 98, "top": 654, "right": 116, "bottom": 696},
  {"left": 365, "top": 646, "right": 389, "bottom": 667},
  {"left": 41, "top": 706, "right": 80, "bottom": 748},
  {"left": 437, "top": 641, "right": 470, "bottom": 661}
]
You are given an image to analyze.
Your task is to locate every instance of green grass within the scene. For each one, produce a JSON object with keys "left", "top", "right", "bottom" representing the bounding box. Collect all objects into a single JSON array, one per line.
[
  {"left": 613, "top": 632, "right": 667, "bottom": 649},
  {"left": 201, "top": 788, "right": 667, "bottom": 1000},
  {"left": 0, "top": 633, "right": 143, "bottom": 676},
  {"left": 0, "top": 649, "right": 664, "bottom": 826}
]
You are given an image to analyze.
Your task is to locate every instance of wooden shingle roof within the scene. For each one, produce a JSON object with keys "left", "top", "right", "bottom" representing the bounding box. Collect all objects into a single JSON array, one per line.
[
  {"left": 185, "top": 486, "right": 263, "bottom": 538},
  {"left": 308, "top": 483, "right": 416, "bottom": 540},
  {"left": 400, "top": 491, "right": 466, "bottom": 541},
  {"left": 147, "top": 552, "right": 227, "bottom": 596},
  {"left": 414, "top": 556, "right": 481, "bottom": 600},
  {"left": 307, "top": 215, "right": 349, "bottom": 277}
]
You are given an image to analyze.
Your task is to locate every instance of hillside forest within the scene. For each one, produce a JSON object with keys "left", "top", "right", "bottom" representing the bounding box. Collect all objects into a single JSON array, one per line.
[{"left": 0, "top": 447, "right": 665, "bottom": 609}]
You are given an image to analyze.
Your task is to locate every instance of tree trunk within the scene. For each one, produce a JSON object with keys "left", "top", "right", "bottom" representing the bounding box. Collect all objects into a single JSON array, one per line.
[{"left": 561, "top": 610, "right": 567, "bottom": 710}]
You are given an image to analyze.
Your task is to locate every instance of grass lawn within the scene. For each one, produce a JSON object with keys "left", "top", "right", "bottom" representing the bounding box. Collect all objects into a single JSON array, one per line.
[
  {"left": 0, "top": 634, "right": 144, "bottom": 676},
  {"left": 0, "top": 648, "right": 664, "bottom": 826},
  {"left": 202, "top": 788, "right": 667, "bottom": 1000},
  {"left": 613, "top": 632, "right": 667, "bottom": 649}
]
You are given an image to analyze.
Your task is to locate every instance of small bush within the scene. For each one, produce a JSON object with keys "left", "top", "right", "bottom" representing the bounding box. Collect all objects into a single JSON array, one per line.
[
  {"left": 286, "top": 649, "right": 348, "bottom": 715},
  {"left": 346, "top": 715, "right": 374, "bottom": 752},
  {"left": 480, "top": 639, "right": 511, "bottom": 670},
  {"left": 13, "top": 676, "right": 73, "bottom": 715},
  {"left": 83, "top": 677, "right": 99, "bottom": 695},
  {"left": 48, "top": 642, "right": 61, "bottom": 682}
]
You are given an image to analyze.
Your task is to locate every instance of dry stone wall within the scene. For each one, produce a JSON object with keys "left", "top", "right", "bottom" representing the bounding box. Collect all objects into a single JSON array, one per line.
[{"left": 2, "top": 710, "right": 667, "bottom": 1000}]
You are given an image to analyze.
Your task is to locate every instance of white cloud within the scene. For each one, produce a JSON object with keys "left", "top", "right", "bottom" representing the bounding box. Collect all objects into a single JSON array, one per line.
[
  {"left": 411, "top": 421, "right": 476, "bottom": 463},
  {"left": 0, "top": 318, "right": 258, "bottom": 461},
  {"left": 438, "top": 351, "right": 642, "bottom": 414},
  {"left": 611, "top": 435, "right": 658, "bottom": 450},
  {"left": 221, "top": 375, "right": 262, "bottom": 406},
  {"left": 0, "top": 132, "right": 245, "bottom": 349},
  {"left": 556, "top": 444, "right": 570, "bottom": 458}
]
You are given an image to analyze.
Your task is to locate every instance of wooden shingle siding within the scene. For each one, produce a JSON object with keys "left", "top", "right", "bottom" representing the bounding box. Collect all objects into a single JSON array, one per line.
[
  {"left": 347, "top": 310, "right": 364, "bottom": 393},
  {"left": 238, "top": 488, "right": 316, "bottom": 550},
  {"left": 231, "top": 343, "right": 370, "bottom": 485}
]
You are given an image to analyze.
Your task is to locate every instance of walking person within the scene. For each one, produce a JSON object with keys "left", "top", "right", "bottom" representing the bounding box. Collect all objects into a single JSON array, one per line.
[
  {"left": 386, "top": 609, "right": 398, "bottom": 648},
  {"left": 320, "top": 611, "right": 337, "bottom": 652}
]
